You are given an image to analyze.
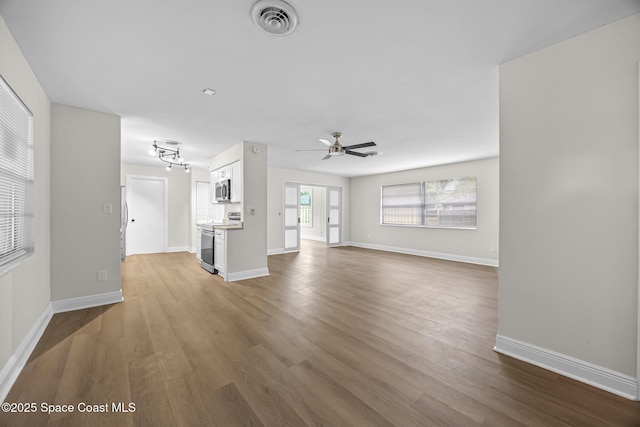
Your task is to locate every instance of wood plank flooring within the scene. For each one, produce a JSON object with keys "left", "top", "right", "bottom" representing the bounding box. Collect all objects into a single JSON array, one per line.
[{"left": 2, "top": 240, "right": 640, "bottom": 426}]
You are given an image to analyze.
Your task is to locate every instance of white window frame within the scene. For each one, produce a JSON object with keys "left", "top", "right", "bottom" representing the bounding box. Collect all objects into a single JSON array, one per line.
[{"left": 0, "top": 74, "right": 35, "bottom": 274}]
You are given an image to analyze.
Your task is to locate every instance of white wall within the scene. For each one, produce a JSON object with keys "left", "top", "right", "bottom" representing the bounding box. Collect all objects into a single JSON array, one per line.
[
  {"left": 51, "top": 104, "right": 121, "bottom": 301},
  {"left": 121, "top": 163, "right": 192, "bottom": 252},
  {"left": 0, "top": 14, "right": 51, "bottom": 395},
  {"left": 498, "top": 13, "right": 640, "bottom": 385},
  {"left": 208, "top": 143, "right": 242, "bottom": 171},
  {"left": 267, "top": 167, "right": 351, "bottom": 252},
  {"left": 349, "top": 157, "right": 499, "bottom": 266},
  {"left": 226, "top": 142, "right": 269, "bottom": 275}
]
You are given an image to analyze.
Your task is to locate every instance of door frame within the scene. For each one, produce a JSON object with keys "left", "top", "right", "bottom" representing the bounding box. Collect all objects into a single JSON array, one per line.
[
  {"left": 126, "top": 174, "right": 169, "bottom": 255},
  {"left": 636, "top": 66, "right": 640, "bottom": 400},
  {"left": 282, "top": 181, "right": 343, "bottom": 251}
]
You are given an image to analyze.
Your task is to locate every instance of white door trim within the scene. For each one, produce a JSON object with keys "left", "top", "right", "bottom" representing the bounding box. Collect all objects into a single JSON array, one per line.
[
  {"left": 636, "top": 64, "right": 639, "bottom": 400},
  {"left": 126, "top": 174, "right": 168, "bottom": 254}
]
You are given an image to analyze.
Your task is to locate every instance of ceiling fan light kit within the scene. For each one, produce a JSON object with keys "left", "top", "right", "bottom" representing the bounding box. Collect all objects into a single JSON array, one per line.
[{"left": 300, "top": 131, "right": 378, "bottom": 160}]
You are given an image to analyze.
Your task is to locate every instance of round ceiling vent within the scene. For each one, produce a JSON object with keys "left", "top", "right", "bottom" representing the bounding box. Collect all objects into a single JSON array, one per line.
[{"left": 251, "top": 0, "right": 298, "bottom": 36}]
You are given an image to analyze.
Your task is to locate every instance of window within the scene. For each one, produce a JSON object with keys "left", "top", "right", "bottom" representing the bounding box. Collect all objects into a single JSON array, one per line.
[
  {"left": 380, "top": 177, "right": 477, "bottom": 229},
  {"left": 380, "top": 182, "right": 423, "bottom": 225},
  {"left": 300, "top": 189, "right": 312, "bottom": 227},
  {"left": 0, "top": 74, "right": 34, "bottom": 271},
  {"left": 425, "top": 177, "right": 477, "bottom": 228}
]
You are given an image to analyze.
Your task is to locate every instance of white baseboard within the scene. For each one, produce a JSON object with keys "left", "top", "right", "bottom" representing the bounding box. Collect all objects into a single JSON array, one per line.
[
  {"left": 51, "top": 290, "right": 124, "bottom": 314},
  {"left": 267, "top": 248, "right": 284, "bottom": 255},
  {"left": 166, "top": 246, "right": 191, "bottom": 253},
  {"left": 346, "top": 241, "right": 499, "bottom": 267},
  {"left": 227, "top": 267, "right": 270, "bottom": 282},
  {"left": 301, "top": 235, "right": 325, "bottom": 242},
  {"left": 494, "top": 334, "right": 638, "bottom": 400},
  {"left": 1, "top": 304, "right": 53, "bottom": 403}
]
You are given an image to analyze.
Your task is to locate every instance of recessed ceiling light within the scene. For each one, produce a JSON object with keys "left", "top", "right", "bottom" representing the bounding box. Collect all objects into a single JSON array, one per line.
[{"left": 202, "top": 88, "right": 216, "bottom": 96}]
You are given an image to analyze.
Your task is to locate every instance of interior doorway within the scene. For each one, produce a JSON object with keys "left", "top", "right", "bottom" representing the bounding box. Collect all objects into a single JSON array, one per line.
[
  {"left": 282, "top": 182, "right": 343, "bottom": 252},
  {"left": 299, "top": 185, "right": 326, "bottom": 243}
]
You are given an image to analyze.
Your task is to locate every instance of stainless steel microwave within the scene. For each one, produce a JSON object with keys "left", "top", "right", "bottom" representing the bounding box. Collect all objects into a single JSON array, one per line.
[{"left": 215, "top": 179, "right": 231, "bottom": 202}]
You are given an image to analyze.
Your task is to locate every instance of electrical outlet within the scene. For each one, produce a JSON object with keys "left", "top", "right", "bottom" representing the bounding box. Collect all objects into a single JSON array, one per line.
[
  {"left": 489, "top": 245, "right": 497, "bottom": 253},
  {"left": 103, "top": 204, "right": 112, "bottom": 214},
  {"left": 97, "top": 270, "right": 108, "bottom": 281}
]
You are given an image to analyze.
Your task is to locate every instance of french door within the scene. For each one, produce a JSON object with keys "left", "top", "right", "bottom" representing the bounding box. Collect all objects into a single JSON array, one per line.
[
  {"left": 283, "top": 182, "right": 300, "bottom": 252},
  {"left": 326, "top": 186, "right": 342, "bottom": 246}
]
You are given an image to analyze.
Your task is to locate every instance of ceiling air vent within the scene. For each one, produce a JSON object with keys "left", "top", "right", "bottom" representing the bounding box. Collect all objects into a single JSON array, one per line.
[{"left": 251, "top": 0, "right": 298, "bottom": 36}]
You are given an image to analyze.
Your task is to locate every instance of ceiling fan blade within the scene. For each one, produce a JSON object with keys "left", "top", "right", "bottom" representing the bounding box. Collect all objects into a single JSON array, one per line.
[
  {"left": 344, "top": 141, "right": 376, "bottom": 150},
  {"left": 319, "top": 138, "right": 332, "bottom": 146},
  {"left": 322, "top": 154, "right": 332, "bottom": 160},
  {"left": 345, "top": 150, "right": 368, "bottom": 158}
]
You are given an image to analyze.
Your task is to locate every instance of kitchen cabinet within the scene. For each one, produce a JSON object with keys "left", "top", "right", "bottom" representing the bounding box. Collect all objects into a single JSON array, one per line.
[
  {"left": 214, "top": 228, "right": 226, "bottom": 275},
  {"left": 218, "top": 165, "right": 231, "bottom": 181},
  {"left": 210, "top": 170, "right": 218, "bottom": 203},
  {"left": 231, "top": 161, "right": 241, "bottom": 203}
]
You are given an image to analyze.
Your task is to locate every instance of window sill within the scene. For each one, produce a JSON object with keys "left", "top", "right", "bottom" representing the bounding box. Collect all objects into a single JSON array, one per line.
[
  {"left": 0, "top": 250, "right": 35, "bottom": 278},
  {"left": 380, "top": 223, "right": 477, "bottom": 230}
]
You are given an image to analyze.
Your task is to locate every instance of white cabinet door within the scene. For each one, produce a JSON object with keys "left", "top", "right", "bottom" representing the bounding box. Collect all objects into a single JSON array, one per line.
[
  {"left": 218, "top": 166, "right": 230, "bottom": 181},
  {"left": 214, "top": 229, "right": 225, "bottom": 272},
  {"left": 210, "top": 170, "right": 218, "bottom": 203},
  {"left": 231, "top": 161, "right": 242, "bottom": 203}
]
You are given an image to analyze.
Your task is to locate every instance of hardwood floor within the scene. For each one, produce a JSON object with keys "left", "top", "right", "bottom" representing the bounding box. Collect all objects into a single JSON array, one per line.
[{"left": 2, "top": 240, "right": 640, "bottom": 426}]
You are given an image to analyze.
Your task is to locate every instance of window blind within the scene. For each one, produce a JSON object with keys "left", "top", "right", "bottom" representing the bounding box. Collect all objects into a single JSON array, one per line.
[
  {"left": 380, "top": 182, "right": 423, "bottom": 225},
  {"left": 425, "top": 177, "right": 477, "bottom": 228},
  {"left": 0, "top": 74, "right": 34, "bottom": 268}
]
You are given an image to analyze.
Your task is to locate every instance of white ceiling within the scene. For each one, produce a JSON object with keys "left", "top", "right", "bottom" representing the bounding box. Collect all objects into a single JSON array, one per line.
[{"left": 2, "top": 0, "right": 640, "bottom": 177}]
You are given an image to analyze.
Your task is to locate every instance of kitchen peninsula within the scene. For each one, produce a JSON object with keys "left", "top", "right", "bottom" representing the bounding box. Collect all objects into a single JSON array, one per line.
[{"left": 199, "top": 141, "right": 269, "bottom": 282}]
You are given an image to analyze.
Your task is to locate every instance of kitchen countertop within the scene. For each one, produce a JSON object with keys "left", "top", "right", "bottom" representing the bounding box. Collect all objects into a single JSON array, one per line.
[{"left": 198, "top": 222, "right": 243, "bottom": 231}]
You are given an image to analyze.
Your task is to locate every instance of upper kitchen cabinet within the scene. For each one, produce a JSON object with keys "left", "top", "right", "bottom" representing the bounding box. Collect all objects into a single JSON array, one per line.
[
  {"left": 210, "top": 169, "right": 218, "bottom": 203},
  {"left": 231, "top": 161, "right": 242, "bottom": 203},
  {"left": 218, "top": 165, "right": 231, "bottom": 181}
]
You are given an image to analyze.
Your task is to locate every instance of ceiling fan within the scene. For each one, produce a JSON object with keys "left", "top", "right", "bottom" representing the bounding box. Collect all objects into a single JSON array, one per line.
[{"left": 297, "top": 132, "right": 377, "bottom": 160}]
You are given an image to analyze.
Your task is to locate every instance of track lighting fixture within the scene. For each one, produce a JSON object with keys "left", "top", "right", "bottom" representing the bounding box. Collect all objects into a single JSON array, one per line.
[{"left": 150, "top": 141, "right": 190, "bottom": 172}]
